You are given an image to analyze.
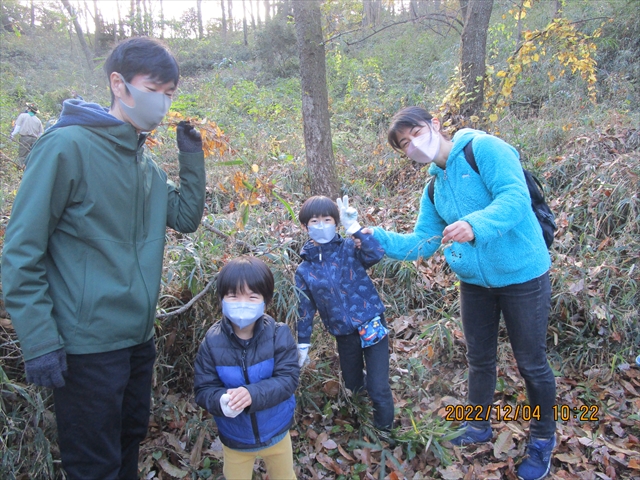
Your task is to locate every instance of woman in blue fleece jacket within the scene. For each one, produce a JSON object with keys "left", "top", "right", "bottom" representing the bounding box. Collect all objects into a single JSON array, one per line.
[{"left": 366, "top": 107, "right": 556, "bottom": 480}]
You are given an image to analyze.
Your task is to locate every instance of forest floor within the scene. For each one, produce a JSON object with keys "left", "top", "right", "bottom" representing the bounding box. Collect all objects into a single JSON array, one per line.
[{"left": 138, "top": 319, "right": 640, "bottom": 480}]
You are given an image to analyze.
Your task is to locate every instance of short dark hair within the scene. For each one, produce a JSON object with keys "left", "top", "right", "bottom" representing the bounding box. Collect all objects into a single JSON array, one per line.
[
  {"left": 387, "top": 106, "right": 433, "bottom": 152},
  {"left": 104, "top": 37, "right": 179, "bottom": 103},
  {"left": 298, "top": 196, "right": 340, "bottom": 227},
  {"left": 216, "top": 256, "right": 275, "bottom": 306}
]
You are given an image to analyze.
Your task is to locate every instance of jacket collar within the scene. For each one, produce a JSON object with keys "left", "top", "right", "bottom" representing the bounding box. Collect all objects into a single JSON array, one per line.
[
  {"left": 299, "top": 234, "right": 344, "bottom": 261},
  {"left": 220, "top": 314, "right": 268, "bottom": 346}
]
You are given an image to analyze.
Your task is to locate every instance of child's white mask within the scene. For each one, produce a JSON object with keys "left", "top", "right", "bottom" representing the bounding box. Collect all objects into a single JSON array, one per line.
[
  {"left": 222, "top": 300, "right": 264, "bottom": 329},
  {"left": 406, "top": 130, "right": 440, "bottom": 164},
  {"left": 308, "top": 223, "right": 336, "bottom": 244}
]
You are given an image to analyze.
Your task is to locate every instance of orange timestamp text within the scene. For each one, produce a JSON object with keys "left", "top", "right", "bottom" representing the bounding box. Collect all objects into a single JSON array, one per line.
[
  {"left": 444, "top": 404, "right": 541, "bottom": 422},
  {"left": 552, "top": 404, "right": 600, "bottom": 421}
]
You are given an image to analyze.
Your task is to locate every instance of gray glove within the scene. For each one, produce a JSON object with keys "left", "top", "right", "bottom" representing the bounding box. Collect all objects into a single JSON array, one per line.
[
  {"left": 176, "top": 121, "right": 203, "bottom": 153},
  {"left": 220, "top": 393, "right": 242, "bottom": 418},
  {"left": 25, "top": 348, "right": 67, "bottom": 388},
  {"left": 297, "top": 343, "right": 310, "bottom": 368}
]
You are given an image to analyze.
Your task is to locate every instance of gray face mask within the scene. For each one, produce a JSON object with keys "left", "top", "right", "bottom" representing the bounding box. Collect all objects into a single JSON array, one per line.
[
  {"left": 308, "top": 223, "right": 336, "bottom": 244},
  {"left": 118, "top": 75, "right": 172, "bottom": 132},
  {"left": 222, "top": 300, "right": 265, "bottom": 329}
]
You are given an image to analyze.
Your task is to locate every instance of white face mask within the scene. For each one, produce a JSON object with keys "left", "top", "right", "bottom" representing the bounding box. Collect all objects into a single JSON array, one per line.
[
  {"left": 118, "top": 75, "right": 172, "bottom": 132},
  {"left": 222, "top": 300, "right": 265, "bottom": 329},
  {"left": 308, "top": 223, "right": 336, "bottom": 244},
  {"left": 405, "top": 130, "right": 440, "bottom": 164}
]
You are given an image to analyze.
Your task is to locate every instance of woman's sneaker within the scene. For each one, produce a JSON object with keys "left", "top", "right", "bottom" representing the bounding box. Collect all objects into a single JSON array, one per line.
[
  {"left": 517, "top": 436, "right": 556, "bottom": 480},
  {"left": 449, "top": 422, "right": 493, "bottom": 446}
]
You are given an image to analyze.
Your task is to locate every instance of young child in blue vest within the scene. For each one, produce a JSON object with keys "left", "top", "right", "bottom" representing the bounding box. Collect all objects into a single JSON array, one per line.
[
  {"left": 194, "top": 256, "right": 299, "bottom": 479},
  {"left": 295, "top": 195, "right": 395, "bottom": 431}
]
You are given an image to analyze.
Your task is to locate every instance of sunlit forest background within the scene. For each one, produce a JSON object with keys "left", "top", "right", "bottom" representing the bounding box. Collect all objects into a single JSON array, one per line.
[{"left": 0, "top": 0, "right": 639, "bottom": 478}]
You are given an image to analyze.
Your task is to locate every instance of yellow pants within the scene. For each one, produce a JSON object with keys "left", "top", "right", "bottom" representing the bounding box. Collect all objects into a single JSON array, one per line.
[{"left": 222, "top": 431, "right": 296, "bottom": 480}]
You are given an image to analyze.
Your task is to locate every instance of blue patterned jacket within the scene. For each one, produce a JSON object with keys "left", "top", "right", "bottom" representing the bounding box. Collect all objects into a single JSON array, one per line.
[{"left": 295, "top": 231, "right": 386, "bottom": 344}]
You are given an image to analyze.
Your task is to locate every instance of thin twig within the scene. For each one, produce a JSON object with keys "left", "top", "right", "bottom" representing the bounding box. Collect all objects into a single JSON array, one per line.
[
  {"left": 0, "top": 132, "right": 25, "bottom": 169},
  {"left": 201, "top": 220, "right": 256, "bottom": 252},
  {"left": 156, "top": 276, "right": 215, "bottom": 319}
]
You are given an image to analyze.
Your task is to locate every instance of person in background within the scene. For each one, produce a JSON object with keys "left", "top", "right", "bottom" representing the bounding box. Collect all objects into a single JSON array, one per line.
[
  {"left": 1, "top": 37, "right": 206, "bottom": 479},
  {"left": 364, "top": 106, "right": 556, "bottom": 480},
  {"left": 194, "top": 256, "right": 299, "bottom": 480},
  {"left": 295, "top": 195, "right": 395, "bottom": 432},
  {"left": 10, "top": 102, "right": 43, "bottom": 166}
]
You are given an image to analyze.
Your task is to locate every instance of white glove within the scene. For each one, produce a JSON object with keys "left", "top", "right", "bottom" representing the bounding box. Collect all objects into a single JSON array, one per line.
[
  {"left": 336, "top": 195, "right": 361, "bottom": 235},
  {"left": 297, "top": 343, "right": 310, "bottom": 368},
  {"left": 220, "top": 393, "right": 242, "bottom": 418}
]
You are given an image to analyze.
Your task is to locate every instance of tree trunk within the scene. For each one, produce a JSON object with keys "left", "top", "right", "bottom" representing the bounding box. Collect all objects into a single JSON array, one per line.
[
  {"left": 220, "top": 0, "right": 227, "bottom": 38},
  {"left": 197, "top": 0, "right": 203, "bottom": 39},
  {"left": 93, "top": 0, "right": 103, "bottom": 55},
  {"left": 242, "top": 0, "right": 248, "bottom": 45},
  {"left": 409, "top": 0, "right": 418, "bottom": 19},
  {"left": 459, "top": 0, "right": 493, "bottom": 117},
  {"left": 144, "top": 0, "right": 152, "bottom": 36},
  {"left": 264, "top": 0, "right": 271, "bottom": 22},
  {"left": 61, "top": 0, "right": 94, "bottom": 71},
  {"left": 117, "top": 1, "right": 124, "bottom": 39},
  {"left": 135, "top": 0, "right": 143, "bottom": 36},
  {"left": 250, "top": 0, "right": 257, "bottom": 30},
  {"left": 129, "top": 0, "right": 135, "bottom": 36},
  {"left": 293, "top": 0, "right": 339, "bottom": 199},
  {"left": 227, "top": 0, "right": 233, "bottom": 32},
  {"left": 159, "top": 0, "right": 164, "bottom": 38},
  {"left": 30, "top": 0, "right": 35, "bottom": 28},
  {"left": 83, "top": 0, "right": 91, "bottom": 39},
  {"left": 362, "top": 0, "right": 381, "bottom": 27}
]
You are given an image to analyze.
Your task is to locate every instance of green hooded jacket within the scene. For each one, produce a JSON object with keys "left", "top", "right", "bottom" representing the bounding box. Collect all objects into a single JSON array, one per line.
[{"left": 1, "top": 118, "right": 206, "bottom": 361}]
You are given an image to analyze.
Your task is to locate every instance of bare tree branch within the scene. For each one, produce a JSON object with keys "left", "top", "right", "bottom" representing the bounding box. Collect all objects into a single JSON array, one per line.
[
  {"left": 323, "top": 12, "right": 463, "bottom": 46},
  {"left": 156, "top": 276, "right": 215, "bottom": 319}
]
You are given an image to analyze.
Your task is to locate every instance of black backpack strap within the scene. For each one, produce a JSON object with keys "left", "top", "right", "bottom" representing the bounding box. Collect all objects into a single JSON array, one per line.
[
  {"left": 463, "top": 140, "right": 479, "bottom": 174},
  {"left": 428, "top": 176, "right": 435, "bottom": 203}
]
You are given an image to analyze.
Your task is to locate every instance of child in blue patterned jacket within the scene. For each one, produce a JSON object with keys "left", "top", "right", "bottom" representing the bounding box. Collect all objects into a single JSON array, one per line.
[{"left": 295, "top": 195, "right": 395, "bottom": 430}]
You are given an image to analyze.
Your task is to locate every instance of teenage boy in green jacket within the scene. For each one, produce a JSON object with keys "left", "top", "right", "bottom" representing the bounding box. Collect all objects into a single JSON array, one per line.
[{"left": 1, "top": 37, "right": 206, "bottom": 479}]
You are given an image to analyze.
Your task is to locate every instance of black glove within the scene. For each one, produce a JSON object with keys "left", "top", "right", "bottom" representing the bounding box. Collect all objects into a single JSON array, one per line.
[
  {"left": 176, "top": 121, "right": 203, "bottom": 153},
  {"left": 25, "top": 348, "right": 67, "bottom": 388}
]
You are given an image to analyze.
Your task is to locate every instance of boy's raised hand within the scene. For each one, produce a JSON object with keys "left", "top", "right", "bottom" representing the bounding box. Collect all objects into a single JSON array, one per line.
[{"left": 336, "top": 195, "right": 361, "bottom": 235}]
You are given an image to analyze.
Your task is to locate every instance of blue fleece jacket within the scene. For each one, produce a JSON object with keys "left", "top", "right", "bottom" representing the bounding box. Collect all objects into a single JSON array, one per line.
[
  {"left": 372, "top": 129, "right": 550, "bottom": 288},
  {"left": 295, "top": 231, "right": 386, "bottom": 344}
]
